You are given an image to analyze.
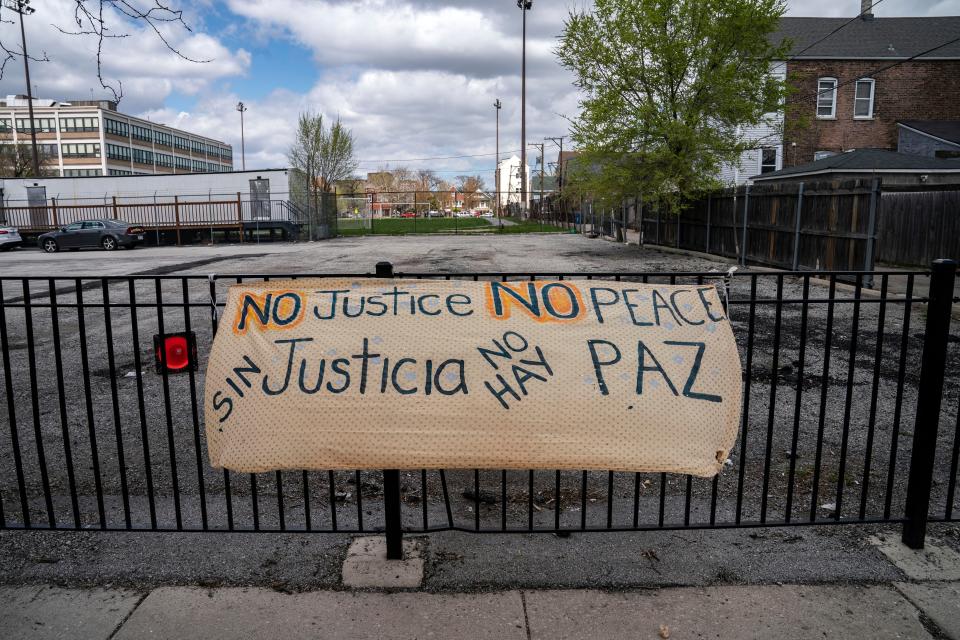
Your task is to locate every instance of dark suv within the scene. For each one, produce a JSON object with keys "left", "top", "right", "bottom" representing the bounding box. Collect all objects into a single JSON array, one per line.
[{"left": 38, "top": 220, "right": 146, "bottom": 253}]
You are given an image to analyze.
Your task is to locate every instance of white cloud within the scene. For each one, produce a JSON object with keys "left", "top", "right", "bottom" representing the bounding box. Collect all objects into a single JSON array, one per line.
[{"left": 0, "top": 0, "right": 250, "bottom": 112}]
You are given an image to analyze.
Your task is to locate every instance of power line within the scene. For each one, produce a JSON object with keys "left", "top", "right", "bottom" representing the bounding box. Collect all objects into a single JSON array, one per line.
[
  {"left": 771, "top": 0, "right": 889, "bottom": 72},
  {"left": 356, "top": 149, "right": 523, "bottom": 165},
  {"left": 796, "top": 33, "right": 960, "bottom": 105}
]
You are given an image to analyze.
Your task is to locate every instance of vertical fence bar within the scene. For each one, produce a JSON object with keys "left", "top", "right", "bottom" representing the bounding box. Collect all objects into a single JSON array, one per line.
[
  {"left": 49, "top": 280, "right": 81, "bottom": 528},
  {"left": 784, "top": 276, "right": 810, "bottom": 523},
  {"left": 860, "top": 275, "right": 888, "bottom": 519},
  {"left": 76, "top": 281, "right": 107, "bottom": 528},
  {"left": 902, "top": 259, "right": 956, "bottom": 549},
  {"left": 705, "top": 194, "right": 711, "bottom": 254},
  {"left": 835, "top": 274, "right": 862, "bottom": 520},
  {"left": 101, "top": 281, "right": 131, "bottom": 529},
  {"left": 376, "top": 261, "right": 403, "bottom": 558},
  {"left": 21, "top": 281, "right": 56, "bottom": 527},
  {"left": 863, "top": 178, "right": 880, "bottom": 289},
  {"left": 884, "top": 275, "right": 914, "bottom": 520},
  {"left": 0, "top": 280, "right": 31, "bottom": 527},
  {"left": 791, "top": 183, "right": 804, "bottom": 271},
  {"left": 128, "top": 279, "right": 157, "bottom": 529},
  {"left": 740, "top": 186, "right": 750, "bottom": 266}
]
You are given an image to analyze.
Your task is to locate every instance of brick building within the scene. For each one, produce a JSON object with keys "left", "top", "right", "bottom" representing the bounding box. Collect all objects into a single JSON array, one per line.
[{"left": 774, "top": 3, "right": 960, "bottom": 168}]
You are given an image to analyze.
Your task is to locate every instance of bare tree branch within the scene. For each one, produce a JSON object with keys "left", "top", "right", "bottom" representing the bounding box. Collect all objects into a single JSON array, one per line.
[{"left": 0, "top": 1, "right": 210, "bottom": 104}]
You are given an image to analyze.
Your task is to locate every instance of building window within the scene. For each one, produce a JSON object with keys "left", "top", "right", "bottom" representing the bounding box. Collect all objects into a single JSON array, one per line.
[
  {"left": 175, "top": 156, "right": 191, "bottom": 171},
  {"left": 63, "top": 168, "right": 102, "bottom": 177},
  {"left": 816, "top": 77, "right": 837, "bottom": 118},
  {"left": 174, "top": 136, "right": 190, "bottom": 151},
  {"left": 191, "top": 159, "right": 205, "bottom": 172},
  {"left": 814, "top": 150, "right": 836, "bottom": 161},
  {"left": 132, "top": 148, "right": 154, "bottom": 165},
  {"left": 154, "top": 130, "right": 173, "bottom": 146},
  {"left": 156, "top": 152, "right": 174, "bottom": 168},
  {"left": 760, "top": 147, "right": 778, "bottom": 174},
  {"left": 190, "top": 139, "right": 203, "bottom": 154},
  {"left": 61, "top": 143, "right": 100, "bottom": 158},
  {"left": 131, "top": 124, "right": 152, "bottom": 142},
  {"left": 106, "top": 143, "right": 130, "bottom": 161},
  {"left": 109, "top": 169, "right": 133, "bottom": 176},
  {"left": 104, "top": 118, "right": 128, "bottom": 137},
  {"left": 0, "top": 119, "right": 13, "bottom": 133},
  {"left": 60, "top": 117, "right": 99, "bottom": 133},
  {"left": 854, "top": 79, "right": 875, "bottom": 119},
  {"left": 221, "top": 148, "right": 232, "bottom": 161},
  {"left": 16, "top": 118, "right": 56, "bottom": 133}
]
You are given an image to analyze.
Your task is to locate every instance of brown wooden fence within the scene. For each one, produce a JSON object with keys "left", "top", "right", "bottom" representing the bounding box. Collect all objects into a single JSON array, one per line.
[
  {"left": 634, "top": 180, "right": 958, "bottom": 271},
  {"left": 877, "top": 188, "right": 960, "bottom": 267}
]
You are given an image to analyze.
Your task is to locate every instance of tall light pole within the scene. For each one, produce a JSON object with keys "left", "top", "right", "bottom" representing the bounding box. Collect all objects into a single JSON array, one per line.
[
  {"left": 494, "top": 98, "right": 501, "bottom": 224},
  {"left": 236, "top": 101, "right": 247, "bottom": 171},
  {"left": 7, "top": 0, "right": 40, "bottom": 177},
  {"left": 518, "top": 0, "right": 532, "bottom": 218}
]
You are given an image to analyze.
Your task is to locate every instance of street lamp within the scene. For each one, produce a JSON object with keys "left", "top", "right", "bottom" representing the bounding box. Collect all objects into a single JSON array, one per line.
[
  {"left": 236, "top": 101, "right": 247, "bottom": 171},
  {"left": 518, "top": 0, "right": 532, "bottom": 217},
  {"left": 494, "top": 98, "right": 501, "bottom": 223},
  {"left": 6, "top": 0, "right": 40, "bottom": 177}
]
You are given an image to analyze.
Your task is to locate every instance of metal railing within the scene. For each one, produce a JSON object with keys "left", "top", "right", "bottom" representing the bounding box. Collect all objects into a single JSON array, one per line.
[{"left": 0, "top": 262, "right": 957, "bottom": 554}]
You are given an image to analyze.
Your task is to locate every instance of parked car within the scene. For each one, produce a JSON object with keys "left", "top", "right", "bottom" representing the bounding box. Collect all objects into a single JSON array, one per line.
[
  {"left": 0, "top": 226, "right": 22, "bottom": 251},
  {"left": 479, "top": 211, "right": 494, "bottom": 218},
  {"left": 400, "top": 211, "right": 417, "bottom": 218},
  {"left": 427, "top": 210, "right": 443, "bottom": 218},
  {"left": 454, "top": 211, "right": 474, "bottom": 218},
  {"left": 38, "top": 219, "right": 146, "bottom": 253}
]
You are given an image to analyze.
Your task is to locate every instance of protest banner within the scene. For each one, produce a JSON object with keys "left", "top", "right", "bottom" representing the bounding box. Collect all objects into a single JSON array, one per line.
[{"left": 204, "top": 277, "right": 742, "bottom": 477}]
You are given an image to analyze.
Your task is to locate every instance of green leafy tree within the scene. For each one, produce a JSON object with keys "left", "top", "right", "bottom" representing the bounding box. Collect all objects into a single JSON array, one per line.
[{"left": 556, "top": 0, "right": 790, "bottom": 211}]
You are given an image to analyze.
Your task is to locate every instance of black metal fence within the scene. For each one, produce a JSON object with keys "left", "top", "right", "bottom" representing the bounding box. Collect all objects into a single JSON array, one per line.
[{"left": 0, "top": 262, "right": 957, "bottom": 553}]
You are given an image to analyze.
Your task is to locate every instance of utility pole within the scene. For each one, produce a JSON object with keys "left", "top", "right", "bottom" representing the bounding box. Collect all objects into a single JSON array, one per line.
[
  {"left": 529, "top": 142, "right": 544, "bottom": 220},
  {"left": 236, "top": 101, "right": 247, "bottom": 171},
  {"left": 494, "top": 98, "right": 501, "bottom": 225},
  {"left": 545, "top": 136, "right": 566, "bottom": 224},
  {"left": 518, "top": 0, "right": 532, "bottom": 218},
  {"left": 7, "top": 0, "right": 40, "bottom": 176}
]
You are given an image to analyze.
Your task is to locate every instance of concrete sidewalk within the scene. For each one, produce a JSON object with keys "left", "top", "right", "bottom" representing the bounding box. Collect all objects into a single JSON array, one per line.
[
  {"left": 2, "top": 581, "right": 957, "bottom": 639},
  {"left": 4, "top": 531, "right": 960, "bottom": 639}
]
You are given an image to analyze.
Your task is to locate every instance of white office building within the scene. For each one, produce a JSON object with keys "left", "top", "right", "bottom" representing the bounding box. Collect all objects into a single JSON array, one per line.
[{"left": 0, "top": 95, "right": 233, "bottom": 178}]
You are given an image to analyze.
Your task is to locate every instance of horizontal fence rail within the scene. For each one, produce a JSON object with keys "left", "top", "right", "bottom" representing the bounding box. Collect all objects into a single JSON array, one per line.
[{"left": 0, "top": 266, "right": 956, "bottom": 550}]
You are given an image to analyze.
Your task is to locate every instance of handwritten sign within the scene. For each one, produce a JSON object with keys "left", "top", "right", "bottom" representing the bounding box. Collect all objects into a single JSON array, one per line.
[{"left": 203, "top": 278, "right": 742, "bottom": 477}]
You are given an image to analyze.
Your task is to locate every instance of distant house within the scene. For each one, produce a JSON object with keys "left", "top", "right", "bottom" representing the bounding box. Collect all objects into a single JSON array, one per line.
[
  {"left": 897, "top": 121, "right": 960, "bottom": 158},
  {"left": 721, "top": 2, "right": 960, "bottom": 184},
  {"left": 750, "top": 148, "right": 960, "bottom": 186}
]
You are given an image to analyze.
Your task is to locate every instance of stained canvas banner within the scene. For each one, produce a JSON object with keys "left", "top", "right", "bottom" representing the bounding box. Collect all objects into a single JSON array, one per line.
[{"left": 204, "top": 278, "right": 742, "bottom": 477}]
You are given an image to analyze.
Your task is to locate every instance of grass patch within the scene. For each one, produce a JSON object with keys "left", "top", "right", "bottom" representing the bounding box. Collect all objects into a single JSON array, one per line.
[
  {"left": 338, "top": 217, "right": 491, "bottom": 235},
  {"left": 496, "top": 217, "right": 568, "bottom": 234}
]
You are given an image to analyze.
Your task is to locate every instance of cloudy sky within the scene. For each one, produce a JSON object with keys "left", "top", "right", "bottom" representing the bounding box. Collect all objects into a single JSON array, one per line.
[{"left": 0, "top": 0, "right": 957, "bottom": 186}]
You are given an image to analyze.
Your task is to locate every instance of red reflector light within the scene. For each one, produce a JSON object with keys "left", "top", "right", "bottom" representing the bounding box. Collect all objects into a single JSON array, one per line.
[
  {"left": 153, "top": 331, "right": 198, "bottom": 375},
  {"left": 0, "top": 230, "right": 8, "bottom": 235}
]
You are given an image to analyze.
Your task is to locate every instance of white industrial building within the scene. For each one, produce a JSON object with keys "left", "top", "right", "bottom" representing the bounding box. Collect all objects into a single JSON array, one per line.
[
  {"left": 496, "top": 155, "right": 531, "bottom": 208},
  {"left": 0, "top": 94, "right": 233, "bottom": 178},
  {"left": 0, "top": 168, "right": 290, "bottom": 206}
]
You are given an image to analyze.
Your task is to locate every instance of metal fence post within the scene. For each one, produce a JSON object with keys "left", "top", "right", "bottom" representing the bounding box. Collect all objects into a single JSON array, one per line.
[
  {"left": 864, "top": 177, "right": 880, "bottom": 289},
  {"left": 792, "top": 183, "right": 804, "bottom": 271},
  {"left": 705, "top": 193, "right": 711, "bottom": 254},
  {"left": 902, "top": 258, "right": 956, "bottom": 549},
  {"left": 376, "top": 260, "right": 404, "bottom": 560},
  {"left": 740, "top": 185, "right": 750, "bottom": 266}
]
